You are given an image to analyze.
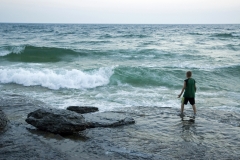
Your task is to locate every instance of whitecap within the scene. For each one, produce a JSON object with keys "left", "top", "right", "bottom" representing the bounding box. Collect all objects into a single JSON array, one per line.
[
  {"left": 0, "top": 46, "right": 25, "bottom": 56},
  {"left": 0, "top": 50, "right": 11, "bottom": 56},
  {"left": 0, "top": 67, "right": 114, "bottom": 90}
]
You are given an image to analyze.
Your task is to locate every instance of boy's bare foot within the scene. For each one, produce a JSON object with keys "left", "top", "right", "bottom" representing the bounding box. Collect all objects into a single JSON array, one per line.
[{"left": 178, "top": 112, "right": 185, "bottom": 118}]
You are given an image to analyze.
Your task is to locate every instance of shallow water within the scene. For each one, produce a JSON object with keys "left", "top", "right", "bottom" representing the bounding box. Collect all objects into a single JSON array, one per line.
[
  {"left": 38, "top": 106, "right": 240, "bottom": 159},
  {"left": 1, "top": 95, "right": 240, "bottom": 159}
]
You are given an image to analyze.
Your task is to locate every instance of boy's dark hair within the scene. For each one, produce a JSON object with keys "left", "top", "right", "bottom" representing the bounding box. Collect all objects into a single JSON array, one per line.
[{"left": 186, "top": 71, "right": 192, "bottom": 77}]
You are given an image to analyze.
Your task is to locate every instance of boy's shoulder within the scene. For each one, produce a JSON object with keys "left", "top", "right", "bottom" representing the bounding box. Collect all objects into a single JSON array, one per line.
[
  {"left": 191, "top": 78, "right": 196, "bottom": 82},
  {"left": 184, "top": 78, "right": 196, "bottom": 82}
]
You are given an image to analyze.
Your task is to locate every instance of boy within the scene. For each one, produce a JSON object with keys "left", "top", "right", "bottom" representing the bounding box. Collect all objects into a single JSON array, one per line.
[{"left": 178, "top": 71, "right": 197, "bottom": 117}]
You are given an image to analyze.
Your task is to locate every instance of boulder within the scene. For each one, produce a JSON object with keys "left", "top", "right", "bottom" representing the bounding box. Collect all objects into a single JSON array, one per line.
[
  {"left": 26, "top": 108, "right": 86, "bottom": 134},
  {"left": 0, "top": 110, "right": 8, "bottom": 131},
  {"left": 83, "top": 112, "right": 135, "bottom": 128},
  {"left": 67, "top": 106, "right": 99, "bottom": 114}
]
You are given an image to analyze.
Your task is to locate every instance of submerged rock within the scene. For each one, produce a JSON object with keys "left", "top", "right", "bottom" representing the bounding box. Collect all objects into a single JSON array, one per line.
[
  {"left": 26, "top": 108, "right": 86, "bottom": 134},
  {"left": 0, "top": 110, "right": 8, "bottom": 131},
  {"left": 67, "top": 106, "right": 99, "bottom": 114},
  {"left": 84, "top": 112, "right": 135, "bottom": 128}
]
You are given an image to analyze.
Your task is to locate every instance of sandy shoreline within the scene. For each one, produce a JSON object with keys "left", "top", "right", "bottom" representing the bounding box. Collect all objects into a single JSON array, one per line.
[{"left": 1, "top": 94, "right": 240, "bottom": 160}]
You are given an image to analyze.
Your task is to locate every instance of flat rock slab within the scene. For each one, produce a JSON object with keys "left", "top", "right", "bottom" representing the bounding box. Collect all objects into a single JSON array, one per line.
[
  {"left": 26, "top": 108, "right": 86, "bottom": 134},
  {"left": 0, "top": 110, "right": 8, "bottom": 131},
  {"left": 83, "top": 112, "right": 135, "bottom": 128},
  {"left": 67, "top": 106, "right": 99, "bottom": 114}
]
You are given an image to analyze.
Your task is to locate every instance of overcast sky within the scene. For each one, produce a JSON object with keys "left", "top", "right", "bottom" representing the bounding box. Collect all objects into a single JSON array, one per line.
[{"left": 0, "top": 0, "right": 240, "bottom": 24}]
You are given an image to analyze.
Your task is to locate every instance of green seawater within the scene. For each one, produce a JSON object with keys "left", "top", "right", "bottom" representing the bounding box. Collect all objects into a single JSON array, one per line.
[{"left": 0, "top": 24, "right": 239, "bottom": 111}]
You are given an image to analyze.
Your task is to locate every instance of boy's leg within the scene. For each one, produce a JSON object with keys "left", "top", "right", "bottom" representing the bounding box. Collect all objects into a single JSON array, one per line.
[
  {"left": 181, "top": 97, "right": 185, "bottom": 113},
  {"left": 192, "top": 104, "right": 196, "bottom": 115},
  {"left": 181, "top": 103, "right": 184, "bottom": 113},
  {"left": 189, "top": 98, "right": 196, "bottom": 115}
]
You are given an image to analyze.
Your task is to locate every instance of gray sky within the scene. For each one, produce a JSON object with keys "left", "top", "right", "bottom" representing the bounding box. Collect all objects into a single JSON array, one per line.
[{"left": 0, "top": 0, "right": 240, "bottom": 24}]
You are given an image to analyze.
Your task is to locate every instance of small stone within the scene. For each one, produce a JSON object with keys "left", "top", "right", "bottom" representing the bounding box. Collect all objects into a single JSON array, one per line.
[{"left": 67, "top": 106, "right": 99, "bottom": 114}]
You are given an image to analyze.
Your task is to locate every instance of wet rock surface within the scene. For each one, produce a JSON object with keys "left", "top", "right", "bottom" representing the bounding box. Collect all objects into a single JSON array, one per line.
[
  {"left": 84, "top": 112, "right": 135, "bottom": 128},
  {"left": 1, "top": 94, "right": 240, "bottom": 160},
  {"left": 67, "top": 106, "right": 99, "bottom": 114},
  {"left": 0, "top": 110, "right": 8, "bottom": 131},
  {"left": 26, "top": 108, "right": 86, "bottom": 134},
  {"left": 0, "top": 94, "right": 68, "bottom": 160}
]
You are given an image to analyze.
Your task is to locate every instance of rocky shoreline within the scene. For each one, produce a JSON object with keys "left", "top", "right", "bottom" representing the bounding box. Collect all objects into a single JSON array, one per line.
[
  {"left": 25, "top": 107, "right": 135, "bottom": 135},
  {"left": 1, "top": 94, "right": 240, "bottom": 160},
  {"left": 0, "top": 94, "right": 137, "bottom": 160},
  {"left": 0, "top": 109, "right": 8, "bottom": 133}
]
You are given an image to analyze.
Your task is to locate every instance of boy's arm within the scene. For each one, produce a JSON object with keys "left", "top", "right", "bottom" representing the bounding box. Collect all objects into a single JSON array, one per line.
[
  {"left": 178, "top": 81, "right": 186, "bottom": 98},
  {"left": 195, "top": 84, "right": 197, "bottom": 92}
]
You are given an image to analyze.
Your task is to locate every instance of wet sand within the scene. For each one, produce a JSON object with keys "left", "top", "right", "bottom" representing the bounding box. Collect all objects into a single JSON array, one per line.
[{"left": 1, "top": 94, "right": 240, "bottom": 160}]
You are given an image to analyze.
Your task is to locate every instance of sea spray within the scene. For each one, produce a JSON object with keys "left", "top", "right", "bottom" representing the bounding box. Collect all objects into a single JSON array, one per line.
[
  {"left": 0, "top": 67, "right": 114, "bottom": 90},
  {"left": 0, "top": 46, "right": 25, "bottom": 56}
]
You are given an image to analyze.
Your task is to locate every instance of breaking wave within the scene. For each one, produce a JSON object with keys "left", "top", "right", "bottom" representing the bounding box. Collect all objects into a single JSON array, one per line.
[
  {"left": 1, "top": 64, "right": 239, "bottom": 90},
  {"left": 0, "top": 67, "right": 114, "bottom": 90}
]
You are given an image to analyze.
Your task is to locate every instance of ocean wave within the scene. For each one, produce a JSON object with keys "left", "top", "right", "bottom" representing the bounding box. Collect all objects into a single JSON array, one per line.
[
  {"left": 188, "top": 33, "right": 203, "bottom": 36},
  {"left": 0, "top": 46, "right": 176, "bottom": 62},
  {"left": 98, "top": 34, "right": 149, "bottom": 39},
  {"left": 0, "top": 67, "right": 114, "bottom": 90},
  {"left": 226, "top": 44, "right": 240, "bottom": 51},
  {"left": 0, "top": 45, "right": 82, "bottom": 62},
  {"left": 1, "top": 65, "right": 239, "bottom": 90},
  {"left": 0, "top": 50, "right": 11, "bottom": 56},
  {"left": 99, "top": 34, "right": 113, "bottom": 39},
  {"left": 111, "top": 64, "right": 240, "bottom": 87},
  {"left": 169, "top": 62, "right": 240, "bottom": 70},
  {"left": 121, "top": 34, "right": 149, "bottom": 38},
  {"left": 211, "top": 33, "right": 240, "bottom": 38},
  {"left": 110, "top": 66, "right": 182, "bottom": 87},
  {"left": 232, "top": 33, "right": 240, "bottom": 37},
  {"left": 73, "top": 40, "right": 112, "bottom": 45},
  {"left": 0, "top": 46, "right": 25, "bottom": 56}
]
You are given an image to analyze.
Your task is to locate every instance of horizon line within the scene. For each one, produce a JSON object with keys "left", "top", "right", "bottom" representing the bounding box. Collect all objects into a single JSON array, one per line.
[{"left": 0, "top": 22, "right": 239, "bottom": 25}]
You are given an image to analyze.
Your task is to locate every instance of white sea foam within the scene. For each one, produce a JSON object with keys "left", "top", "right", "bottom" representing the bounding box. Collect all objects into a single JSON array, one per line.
[
  {"left": 210, "top": 105, "right": 240, "bottom": 111},
  {"left": 168, "top": 61, "right": 240, "bottom": 70},
  {"left": 232, "top": 33, "right": 240, "bottom": 37},
  {"left": 11, "top": 46, "right": 25, "bottom": 54},
  {"left": 0, "top": 46, "right": 25, "bottom": 56},
  {"left": 0, "top": 67, "right": 114, "bottom": 90},
  {"left": 0, "top": 50, "right": 11, "bottom": 56}
]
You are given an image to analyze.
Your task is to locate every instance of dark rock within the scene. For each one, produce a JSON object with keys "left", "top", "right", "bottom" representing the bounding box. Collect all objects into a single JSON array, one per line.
[
  {"left": 0, "top": 110, "right": 8, "bottom": 131},
  {"left": 67, "top": 106, "right": 99, "bottom": 114},
  {"left": 83, "top": 112, "right": 135, "bottom": 128},
  {"left": 26, "top": 108, "right": 86, "bottom": 134}
]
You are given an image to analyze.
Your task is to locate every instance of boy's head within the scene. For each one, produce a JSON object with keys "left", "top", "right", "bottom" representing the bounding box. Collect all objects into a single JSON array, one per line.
[{"left": 186, "top": 71, "right": 192, "bottom": 78}]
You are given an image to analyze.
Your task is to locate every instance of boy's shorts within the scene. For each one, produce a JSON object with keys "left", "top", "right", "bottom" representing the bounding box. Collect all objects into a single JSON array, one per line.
[{"left": 182, "top": 97, "right": 195, "bottom": 105}]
